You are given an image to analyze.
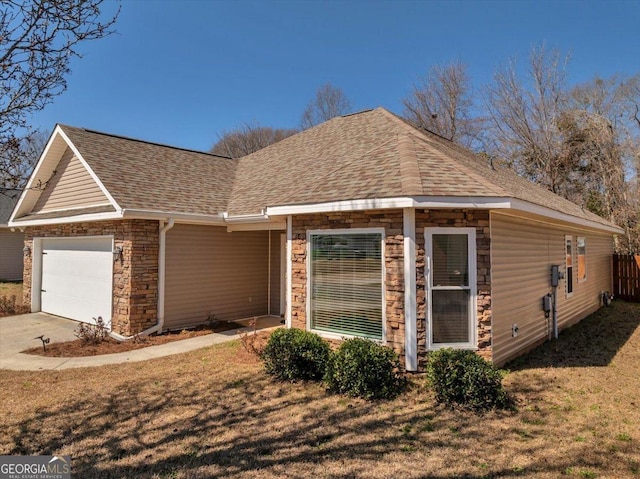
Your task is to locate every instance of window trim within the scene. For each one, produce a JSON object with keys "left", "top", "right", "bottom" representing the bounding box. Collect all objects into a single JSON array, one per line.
[
  {"left": 306, "top": 227, "right": 386, "bottom": 343},
  {"left": 565, "top": 235, "right": 574, "bottom": 298},
  {"left": 577, "top": 236, "right": 587, "bottom": 283},
  {"left": 424, "top": 227, "right": 478, "bottom": 351}
]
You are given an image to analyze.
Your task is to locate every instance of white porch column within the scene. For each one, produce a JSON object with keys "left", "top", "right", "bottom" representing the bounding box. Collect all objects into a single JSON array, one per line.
[
  {"left": 285, "top": 215, "right": 293, "bottom": 328},
  {"left": 403, "top": 207, "right": 417, "bottom": 371}
]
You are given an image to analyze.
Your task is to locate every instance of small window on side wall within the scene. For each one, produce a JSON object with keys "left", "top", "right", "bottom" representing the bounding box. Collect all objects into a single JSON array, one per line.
[
  {"left": 577, "top": 237, "right": 586, "bottom": 282},
  {"left": 565, "top": 236, "right": 573, "bottom": 296}
]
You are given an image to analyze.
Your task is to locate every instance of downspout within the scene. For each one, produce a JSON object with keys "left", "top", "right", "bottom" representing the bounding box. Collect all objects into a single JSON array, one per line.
[
  {"left": 110, "top": 218, "right": 175, "bottom": 341},
  {"left": 268, "top": 231, "right": 271, "bottom": 316}
]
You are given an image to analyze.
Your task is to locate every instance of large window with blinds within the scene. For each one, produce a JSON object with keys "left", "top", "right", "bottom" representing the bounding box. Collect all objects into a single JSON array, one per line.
[
  {"left": 308, "top": 229, "right": 384, "bottom": 340},
  {"left": 425, "top": 228, "right": 477, "bottom": 349}
]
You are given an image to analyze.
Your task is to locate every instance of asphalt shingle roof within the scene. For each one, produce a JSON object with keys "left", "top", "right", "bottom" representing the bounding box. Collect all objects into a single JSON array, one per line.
[
  {"left": 60, "top": 125, "right": 237, "bottom": 216},
  {"left": 226, "top": 108, "right": 614, "bottom": 228},
  {"left": 18, "top": 108, "right": 615, "bottom": 230},
  {"left": 0, "top": 190, "right": 21, "bottom": 225}
]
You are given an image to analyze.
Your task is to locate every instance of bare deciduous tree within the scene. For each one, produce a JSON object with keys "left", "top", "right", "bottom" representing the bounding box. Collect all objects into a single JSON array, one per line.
[
  {"left": 210, "top": 123, "right": 297, "bottom": 158},
  {"left": 300, "top": 84, "right": 351, "bottom": 129},
  {"left": 485, "top": 45, "right": 640, "bottom": 252},
  {"left": 0, "top": 0, "right": 119, "bottom": 190},
  {"left": 484, "top": 45, "right": 570, "bottom": 193},
  {"left": 402, "top": 60, "right": 481, "bottom": 148},
  {"left": 558, "top": 75, "right": 640, "bottom": 253},
  {"left": 2, "top": 130, "right": 49, "bottom": 191}
]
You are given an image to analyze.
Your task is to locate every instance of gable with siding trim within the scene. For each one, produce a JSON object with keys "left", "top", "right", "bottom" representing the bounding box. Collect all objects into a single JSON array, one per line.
[{"left": 31, "top": 147, "right": 111, "bottom": 214}]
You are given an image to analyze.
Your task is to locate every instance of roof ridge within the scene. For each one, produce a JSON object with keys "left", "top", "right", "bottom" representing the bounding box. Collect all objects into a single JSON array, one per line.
[
  {"left": 397, "top": 133, "right": 423, "bottom": 196},
  {"left": 405, "top": 129, "right": 510, "bottom": 197},
  {"left": 376, "top": 107, "right": 455, "bottom": 143},
  {"left": 58, "top": 124, "right": 232, "bottom": 160},
  {"left": 376, "top": 109, "right": 510, "bottom": 197},
  {"left": 340, "top": 108, "right": 374, "bottom": 118}
]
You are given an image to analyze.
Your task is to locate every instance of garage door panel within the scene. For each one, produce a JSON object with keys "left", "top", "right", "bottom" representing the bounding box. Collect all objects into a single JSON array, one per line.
[{"left": 40, "top": 238, "right": 113, "bottom": 326}]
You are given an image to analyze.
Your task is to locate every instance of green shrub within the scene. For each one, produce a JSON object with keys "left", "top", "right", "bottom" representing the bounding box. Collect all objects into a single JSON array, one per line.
[
  {"left": 324, "top": 338, "right": 406, "bottom": 400},
  {"left": 261, "top": 328, "right": 330, "bottom": 381},
  {"left": 426, "top": 348, "right": 511, "bottom": 412}
]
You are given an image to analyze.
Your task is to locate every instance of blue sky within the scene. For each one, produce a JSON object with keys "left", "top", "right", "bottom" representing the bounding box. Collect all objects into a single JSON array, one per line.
[{"left": 29, "top": 0, "right": 640, "bottom": 152}]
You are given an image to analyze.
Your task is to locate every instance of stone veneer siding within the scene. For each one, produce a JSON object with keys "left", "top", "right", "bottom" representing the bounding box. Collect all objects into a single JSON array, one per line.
[
  {"left": 23, "top": 220, "right": 159, "bottom": 335},
  {"left": 291, "top": 210, "right": 406, "bottom": 357},
  {"left": 290, "top": 209, "right": 492, "bottom": 370},
  {"left": 415, "top": 209, "right": 492, "bottom": 367}
]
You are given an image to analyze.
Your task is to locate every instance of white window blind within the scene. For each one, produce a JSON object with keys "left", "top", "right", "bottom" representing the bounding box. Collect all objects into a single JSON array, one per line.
[
  {"left": 309, "top": 232, "right": 383, "bottom": 340},
  {"left": 426, "top": 229, "right": 476, "bottom": 349}
]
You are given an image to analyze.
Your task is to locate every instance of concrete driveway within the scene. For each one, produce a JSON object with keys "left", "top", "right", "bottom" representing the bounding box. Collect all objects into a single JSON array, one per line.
[
  {"left": 0, "top": 312, "right": 77, "bottom": 356},
  {"left": 0, "top": 313, "right": 282, "bottom": 371}
]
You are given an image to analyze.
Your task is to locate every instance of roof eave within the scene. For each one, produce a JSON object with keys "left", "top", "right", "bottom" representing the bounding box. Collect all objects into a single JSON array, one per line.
[
  {"left": 121, "top": 209, "right": 226, "bottom": 225},
  {"left": 265, "top": 196, "right": 622, "bottom": 234},
  {"left": 9, "top": 210, "right": 124, "bottom": 228}
]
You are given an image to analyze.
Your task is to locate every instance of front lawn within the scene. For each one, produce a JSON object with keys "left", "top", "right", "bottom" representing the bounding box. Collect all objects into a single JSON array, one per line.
[
  {"left": 0, "top": 281, "right": 26, "bottom": 317},
  {"left": 0, "top": 281, "right": 22, "bottom": 304},
  {"left": 0, "top": 301, "right": 639, "bottom": 478}
]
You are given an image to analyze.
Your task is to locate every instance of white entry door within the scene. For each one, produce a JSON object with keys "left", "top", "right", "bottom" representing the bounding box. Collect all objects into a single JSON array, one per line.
[{"left": 40, "top": 237, "right": 113, "bottom": 326}]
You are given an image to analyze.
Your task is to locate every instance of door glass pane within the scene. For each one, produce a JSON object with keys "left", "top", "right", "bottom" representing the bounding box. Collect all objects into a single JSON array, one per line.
[
  {"left": 432, "top": 234, "right": 468, "bottom": 287},
  {"left": 310, "top": 233, "right": 383, "bottom": 340},
  {"left": 566, "top": 237, "right": 574, "bottom": 294},
  {"left": 577, "top": 237, "right": 586, "bottom": 281},
  {"left": 432, "top": 290, "right": 469, "bottom": 343}
]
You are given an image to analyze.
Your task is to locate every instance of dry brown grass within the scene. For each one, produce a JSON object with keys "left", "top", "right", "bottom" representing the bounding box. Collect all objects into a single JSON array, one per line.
[
  {"left": 0, "top": 281, "right": 26, "bottom": 317},
  {"left": 1, "top": 301, "right": 639, "bottom": 478},
  {"left": 0, "top": 282, "right": 23, "bottom": 302}
]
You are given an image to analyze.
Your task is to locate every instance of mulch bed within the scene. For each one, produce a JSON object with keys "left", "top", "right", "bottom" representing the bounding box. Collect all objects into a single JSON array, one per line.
[{"left": 22, "top": 320, "right": 241, "bottom": 357}]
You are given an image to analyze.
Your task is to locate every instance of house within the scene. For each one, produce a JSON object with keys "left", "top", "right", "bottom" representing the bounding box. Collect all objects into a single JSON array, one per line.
[
  {"left": 0, "top": 190, "right": 24, "bottom": 281},
  {"left": 9, "top": 108, "right": 622, "bottom": 367}
]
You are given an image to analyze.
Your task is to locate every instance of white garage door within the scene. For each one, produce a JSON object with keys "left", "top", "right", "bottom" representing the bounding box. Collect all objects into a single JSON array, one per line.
[{"left": 41, "top": 237, "right": 113, "bottom": 326}]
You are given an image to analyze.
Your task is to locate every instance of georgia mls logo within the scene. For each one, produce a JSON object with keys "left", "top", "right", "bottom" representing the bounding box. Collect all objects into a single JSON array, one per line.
[{"left": 0, "top": 455, "right": 71, "bottom": 479}]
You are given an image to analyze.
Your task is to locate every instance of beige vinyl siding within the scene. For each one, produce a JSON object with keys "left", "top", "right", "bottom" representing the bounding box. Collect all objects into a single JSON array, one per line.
[
  {"left": 0, "top": 229, "right": 24, "bottom": 280},
  {"left": 269, "top": 230, "right": 282, "bottom": 316},
  {"left": 491, "top": 213, "right": 613, "bottom": 366},
  {"left": 164, "top": 224, "right": 269, "bottom": 330},
  {"left": 32, "top": 148, "right": 110, "bottom": 213}
]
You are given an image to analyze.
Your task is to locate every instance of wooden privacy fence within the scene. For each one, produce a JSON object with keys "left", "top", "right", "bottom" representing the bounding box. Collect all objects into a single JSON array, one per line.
[{"left": 613, "top": 254, "right": 640, "bottom": 302}]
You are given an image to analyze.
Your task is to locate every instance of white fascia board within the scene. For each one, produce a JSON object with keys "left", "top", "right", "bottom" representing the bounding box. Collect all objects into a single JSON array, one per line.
[
  {"left": 266, "top": 197, "right": 511, "bottom": 216},
  {"left": 9, "top": 208, "right": 228, "bottom": 228},
  {"left": 56, "top": 127, "right": 122, "bottom": 212},
  {"left": 508, "top": 199, "right": 623, "bottom": 234},
  {"left": 413, "top": 196, "right": 512, "bottom": 209},
  {"left": 121, "top": 209, "right": 226, "bottom": 225},
  {"left": 265, "top": 196, "right": 620, "bottom": 234},
  {"left": 227, "top": 222, "right": 286, "bottom": 232},
  {"left": 8, "top": 210, "right": 124, "bottom": 227},
  {"left": 224, "top": 214, "right": 270, "bottom": 224},
  {"left": 266, "top": 198, "right": 415, "bottom": 215}
]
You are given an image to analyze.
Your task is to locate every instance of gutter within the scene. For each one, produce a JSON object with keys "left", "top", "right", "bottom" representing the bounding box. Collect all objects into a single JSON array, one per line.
[
  {"left": 122, "top": 208, "right": 226, "bottom": 225},
  {"left": 221, "top": 210, "right": 270, "bottom": 223},
  {"left": 110, "top": 218, "right": 175, "bottom": 341}
]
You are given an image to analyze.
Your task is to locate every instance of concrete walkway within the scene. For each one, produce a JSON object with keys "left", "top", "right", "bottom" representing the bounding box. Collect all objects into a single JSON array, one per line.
[{"left": 0, "top": 313, "right": 282, "bottom": 371}]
